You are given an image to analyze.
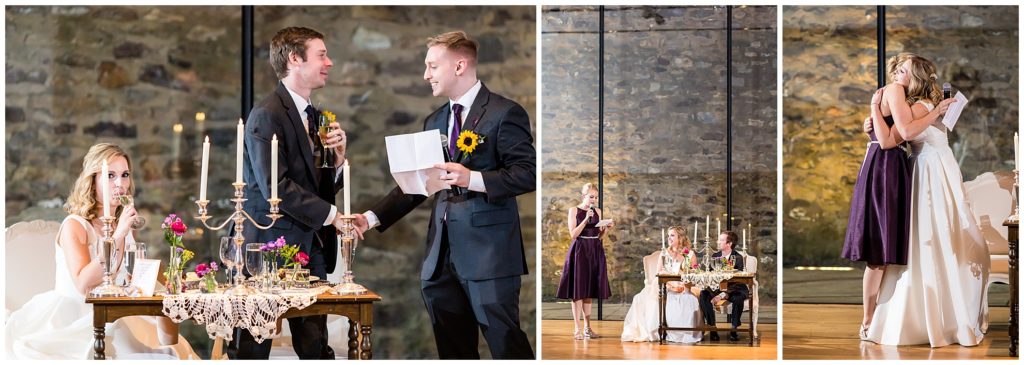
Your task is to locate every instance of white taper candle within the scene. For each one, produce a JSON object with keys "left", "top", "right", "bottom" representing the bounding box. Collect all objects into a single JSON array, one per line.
[
  {"left": 236, "top": 118, "right": 244, "bottom": 183},
  {"left": 271, "top": 134, "right": 278, "bottom": 200},
  {"left": 102, "top": 159, "right": 110, "bottom": 218},
  {"left": 200, "top": 136, "right": 209, "bottom": 201}
]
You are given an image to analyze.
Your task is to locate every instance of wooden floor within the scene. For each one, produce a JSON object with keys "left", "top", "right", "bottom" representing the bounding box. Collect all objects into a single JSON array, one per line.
[
  {"left": 783, "top": 304, "right": 1016, "bottom": 360},
  {"left": 541, "top": 319, "right": 778, "bottom": 359}
]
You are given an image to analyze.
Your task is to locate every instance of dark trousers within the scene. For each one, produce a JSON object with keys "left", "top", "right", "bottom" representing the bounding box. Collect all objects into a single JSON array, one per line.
[
  {"left": 420, "top": 226, "right": 534, "bottom": 359},
  {"left": 229, "top": 243, "right": 335, "bottom": 359},
  {"left": 699, "top": 289, "right": 748, "bottom": 332}
]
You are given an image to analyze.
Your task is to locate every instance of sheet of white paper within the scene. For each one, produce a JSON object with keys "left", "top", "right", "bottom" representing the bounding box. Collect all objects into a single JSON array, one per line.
[
  {"left": 131, "top": 258, "right": 161, "bottom": 297},
  {"left": 385, "top": 130, "right": 449, "bottom": 196},
  {"left": 940, "top": 91, "right": 969, "bottom": 131},
  {"left": 595, "top": 219, "right": 613, "bottom": 227}
]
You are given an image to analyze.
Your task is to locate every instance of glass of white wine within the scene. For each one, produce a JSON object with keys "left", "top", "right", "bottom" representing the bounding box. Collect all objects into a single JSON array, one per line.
[{"left": 116, "top": 193, "right": 147, "bottom": 230}]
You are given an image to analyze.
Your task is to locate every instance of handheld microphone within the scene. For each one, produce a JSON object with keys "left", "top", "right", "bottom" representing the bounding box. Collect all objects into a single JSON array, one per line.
[
  {"left": 942, "top": 83, "right": 951, "bottom": 99},
  {"left": 439, "top": 134, "right": 463, "bottom": 196}
]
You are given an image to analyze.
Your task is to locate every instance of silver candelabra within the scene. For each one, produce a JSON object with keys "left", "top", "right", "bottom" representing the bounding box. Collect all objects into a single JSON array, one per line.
[
  {"left": 333, "top": 216, "right": 367, "bottom": 294},
  {"left": 195, "top": 182, "right": 281, "bottom": 295},
  {"left": 89, "top": 216, "right": 127, "bottom": 297}
]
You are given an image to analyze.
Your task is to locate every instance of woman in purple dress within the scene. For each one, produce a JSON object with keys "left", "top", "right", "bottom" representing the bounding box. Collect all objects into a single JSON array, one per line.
[{"left": 556, "top": 183, "right": 612, "bottom": 340}]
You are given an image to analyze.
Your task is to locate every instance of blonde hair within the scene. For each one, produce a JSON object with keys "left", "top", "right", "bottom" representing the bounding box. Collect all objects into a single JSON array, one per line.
[
  {"left": 580, "top": 182, "right": 598, "bottom": 196},
  {"left": 64, "top": 143, "right": 134, "bottom": 220},
  {"left": 427, "top": 31, "right": 478, "bottom": 65},
  {"left": 668, "top": 226, "right": 691, "bottom": 249},
  {"left": 887, "top": 52, "right": 943, "bottom": 106}
]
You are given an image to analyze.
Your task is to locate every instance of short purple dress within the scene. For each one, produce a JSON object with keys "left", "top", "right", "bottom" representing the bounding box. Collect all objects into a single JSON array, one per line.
[
  {"left": 841, "top": 115, "right": 911, "bottom": 266},
  {"left": 556, "top": 208, "right": 611, "bottom": 300}
]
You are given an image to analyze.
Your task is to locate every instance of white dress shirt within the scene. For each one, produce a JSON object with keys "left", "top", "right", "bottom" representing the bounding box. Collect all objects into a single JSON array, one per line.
[
  {"left": 364, "top": 80, "right": 488, "bottom": 229},
  {"left": 283, "top": 84, "right": 343, "bottom": 226}
]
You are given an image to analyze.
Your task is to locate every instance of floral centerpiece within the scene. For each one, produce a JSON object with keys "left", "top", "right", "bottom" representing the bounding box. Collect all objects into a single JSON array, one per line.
[
  {"left": 194, "top": 262, "right": 219, "bottom": 293},
  {"left": 162, "top": 214, "right": 194, "bottom": 294},
  {"left": 267, "top": 236, "right": 310, "bottom": 287}
]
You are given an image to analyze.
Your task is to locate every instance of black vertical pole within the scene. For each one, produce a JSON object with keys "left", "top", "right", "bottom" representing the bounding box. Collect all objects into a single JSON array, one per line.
[
  {"left": 242, "top": 6, "right": 254, "bottom": 120},
  {"left": 877, "top": 6, "right": 886, "bottom": 89},
  {"left": 596, "top": 5, "right": 605, "bottom": 321},
  {"left": 726, "top": 6, "right": 733, "bottom": 230}
]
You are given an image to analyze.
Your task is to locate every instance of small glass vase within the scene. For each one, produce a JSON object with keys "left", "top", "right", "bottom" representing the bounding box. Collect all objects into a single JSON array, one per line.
[
  {"left": 165, "top": 251, "right": 183, "bottom": 295},
  {"left": 201, "top": 275, "right": 218, "bottom": 293},
  {"left": 283, "top": 268, "right": 310, "bottom": 289}
]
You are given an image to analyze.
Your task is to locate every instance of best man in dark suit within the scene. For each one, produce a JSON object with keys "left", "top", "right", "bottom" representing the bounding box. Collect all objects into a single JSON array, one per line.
[
  {"left": 232, "top": 26, "right": 353, "bottom": 360},
  {"left": 699, "top": 231, "right": 749, "bottom": 342},
  {"left": 353, "top": 31, "right": 535, "bottom": 359}
]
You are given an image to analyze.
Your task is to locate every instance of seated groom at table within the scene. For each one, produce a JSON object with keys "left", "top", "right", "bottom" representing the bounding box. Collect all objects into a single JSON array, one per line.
[
  {"left": 230, "top": 26, "right": 352, "bottom": 359},
  {"left": 698, "top": 231, "right": 748, "bottom": 342}
]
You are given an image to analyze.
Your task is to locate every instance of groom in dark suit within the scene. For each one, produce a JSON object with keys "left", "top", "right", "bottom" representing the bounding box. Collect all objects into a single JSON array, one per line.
[
  {"left": 353, "top": 31, "right": 535, "bottom": 359},
  {"left": 232, "top": 26, "right": 352, "bottom": 359},
  {"left": 699, "top": 231, "right": 749, "bottom": 342}
]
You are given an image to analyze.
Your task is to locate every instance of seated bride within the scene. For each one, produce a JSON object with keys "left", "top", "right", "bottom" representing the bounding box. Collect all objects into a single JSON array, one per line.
[
  {"left": 620, "top": 226, "right": 702, "bottom": 343},
  {"left": 5, "top": 143, "right": 197, "bottom": 359}
]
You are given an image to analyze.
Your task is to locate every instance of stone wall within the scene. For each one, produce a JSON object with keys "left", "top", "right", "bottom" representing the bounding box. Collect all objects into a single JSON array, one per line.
[
  {"left": 783, "top": 6, "right": 1018, "bottom": 266},
  {"left": 5, "top": 5, "right": 536, "bottom": 359},
  {"left": 541, "top": 5, "right": 777, "bottom": 308}
]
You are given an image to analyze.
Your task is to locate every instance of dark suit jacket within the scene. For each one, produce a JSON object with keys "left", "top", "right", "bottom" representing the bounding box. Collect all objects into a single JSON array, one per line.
[
  {"left": 241, "top": 82, "right": 342, "bottom": 272},
  {"left": 371, "top": 83, "right": 535, "bottom": 281},
  {"left": 710, "top": 250, "right": 749, "bottom": 297}
]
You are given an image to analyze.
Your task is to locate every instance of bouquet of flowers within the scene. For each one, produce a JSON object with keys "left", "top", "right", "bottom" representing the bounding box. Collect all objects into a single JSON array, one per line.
[{"left": 161, "top": 214, "right": 193, "bottom": 294}]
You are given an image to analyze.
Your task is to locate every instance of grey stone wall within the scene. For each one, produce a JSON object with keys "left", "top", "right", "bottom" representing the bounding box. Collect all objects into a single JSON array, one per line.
[
  {"left": 541, "top": 6, "right": 777, "bottom": 308},
  {"left": 6, "top": 5, "right": 536, "bottom": 359},
  {"left": 783, "top": 6, "right": 1018, "bottom": 266}
]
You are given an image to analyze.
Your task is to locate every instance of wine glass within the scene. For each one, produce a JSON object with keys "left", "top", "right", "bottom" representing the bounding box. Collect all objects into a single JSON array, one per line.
[
  {"left": 245, "top": 243, "right": 266, "bottom": 292},
  {"left": 116, "top": 193, "right": 147, "bottom": 230},
  {"left": 219, "top": 237, "right": 236, "bottom": 284},
  {"left": 318, "top": 113, "right": 333, "bottom": 168}
]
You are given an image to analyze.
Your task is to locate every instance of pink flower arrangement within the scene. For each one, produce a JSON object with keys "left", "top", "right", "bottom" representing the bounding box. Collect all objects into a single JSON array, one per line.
[
  {"left": 294, "top": 252, "right": 309, "bottom": 267},
  {"left": 195, "top": 261, "right": 219, "bottom": 278}
]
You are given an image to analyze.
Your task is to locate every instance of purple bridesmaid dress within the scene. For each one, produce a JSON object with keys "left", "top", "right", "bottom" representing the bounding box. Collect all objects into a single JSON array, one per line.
[
  {"left": 841, "top": 115, "right": 911, "bottom": 265},
  {"left": 556, "top": 208, "right": 612, "bottom": 300}
]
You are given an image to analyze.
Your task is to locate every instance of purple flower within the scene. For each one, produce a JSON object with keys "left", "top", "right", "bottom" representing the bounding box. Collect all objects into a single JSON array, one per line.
[
  {"left": 275, "top": 236, "right": 287, "bottom": 247},
  {"left": 175, "top": 247, "right": 184, "bottom": 253},
  {"left": 210, "top": 262, "right": 218, "bottom": 271}
]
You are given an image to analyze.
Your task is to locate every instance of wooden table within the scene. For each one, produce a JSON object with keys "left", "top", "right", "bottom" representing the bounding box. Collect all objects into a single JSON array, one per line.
[
  {"left": 85, "top": 290, "right": 382, "bottom": 360},
  {"left": 657, "top": 273, "right": 756, "bottom": 346},
  {"left": 1005, "top": 220, "right": 1018, "bottom": 357}
]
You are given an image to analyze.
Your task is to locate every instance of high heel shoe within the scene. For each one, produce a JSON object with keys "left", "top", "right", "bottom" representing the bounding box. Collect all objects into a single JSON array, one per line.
[
  {"left": 573, "top": 329, "right": 584, "bottom": 340},
  {"left": 584, "top": 327, "right": 601, "bottom": 339},
  {"left": 859, "top": 324, "right": 870, "bottom": 341}
]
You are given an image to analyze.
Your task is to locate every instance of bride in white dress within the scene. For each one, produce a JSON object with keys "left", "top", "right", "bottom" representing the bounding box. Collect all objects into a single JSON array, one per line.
[
  {"left": 864, "top": 53, "right": 990, "bottom": 347},
  {"left": 621, "top": 226, "right": 701, "bottom": 343},
  {"left": 5, "top": 143, "right": 196, "bottom": 359}
]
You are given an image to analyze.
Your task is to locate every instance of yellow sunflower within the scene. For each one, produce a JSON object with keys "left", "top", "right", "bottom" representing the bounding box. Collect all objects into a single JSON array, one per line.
[{"left": 456, "top": 130, "right": 483, "bottom": 156}]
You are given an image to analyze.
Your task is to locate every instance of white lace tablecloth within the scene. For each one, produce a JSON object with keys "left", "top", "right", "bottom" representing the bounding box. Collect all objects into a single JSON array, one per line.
[
  {"left": 161, "top": 287, "right": 330, "bottom": 343},
  {"left": 660, "top": 271, "right": 752, "bottom": 290}
]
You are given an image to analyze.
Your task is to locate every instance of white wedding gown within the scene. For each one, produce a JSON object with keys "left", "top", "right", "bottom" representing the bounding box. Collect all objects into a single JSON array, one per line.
[
  {"left": 5, "top": 215, "right": 197, "bottom": 359},
  {"left": 621, "top": 251, "right": 701, "bottom": 343},
  {"left": 867, "top": 105, "right": 991, "bottom": 347}
]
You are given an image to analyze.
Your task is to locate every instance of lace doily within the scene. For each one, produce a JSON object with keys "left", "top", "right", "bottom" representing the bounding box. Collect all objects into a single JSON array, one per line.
[
  {"left": 161, "top": 287, "right": 330, "bottom": 343},
  {"left": 675, "top": 271, "right": 741, "bottom": 290}
]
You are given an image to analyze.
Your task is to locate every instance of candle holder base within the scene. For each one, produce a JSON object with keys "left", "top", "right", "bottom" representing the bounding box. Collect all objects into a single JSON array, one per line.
[
  {"left": 332, "top": 282, "right": 367, "bottom": 295},
  {"left": 90, "top": 283, "right": 128, "bottom": 298}
]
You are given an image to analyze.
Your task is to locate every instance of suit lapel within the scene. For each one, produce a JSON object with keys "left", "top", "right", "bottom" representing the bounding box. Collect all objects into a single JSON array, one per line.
[
  {"left": 456, "top": 84, "right": 491, "bottom": 163},
  {"left": 274, "top": 82, "right": 318, "bottom": 182}
]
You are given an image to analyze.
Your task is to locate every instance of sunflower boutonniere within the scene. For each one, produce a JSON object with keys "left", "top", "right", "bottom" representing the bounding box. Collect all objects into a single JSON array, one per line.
[{"left": 455, "top": 130, "right": 484, "bottom": 159}]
